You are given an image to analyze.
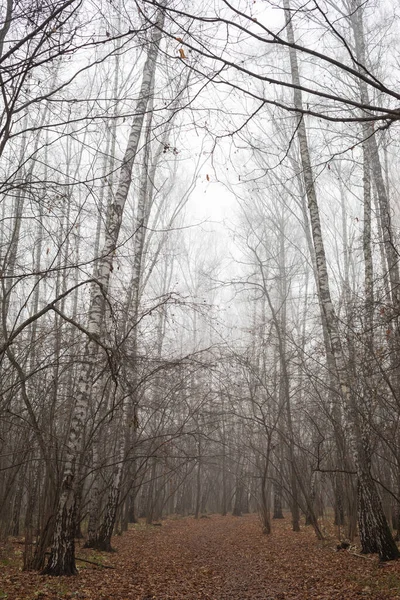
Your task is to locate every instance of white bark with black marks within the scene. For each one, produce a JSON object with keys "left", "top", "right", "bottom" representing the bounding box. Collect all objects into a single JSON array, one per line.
[
  {"left": 284, "top": 0, "right": 399, "bottom": 561},
  {"left": 43, "top": 6, "right": 165, "bottom": 576}
]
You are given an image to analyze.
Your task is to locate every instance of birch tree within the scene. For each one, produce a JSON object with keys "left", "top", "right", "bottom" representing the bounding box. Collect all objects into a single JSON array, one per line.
[
  {"left": 43, "top": 4, "right": 166, "bottom": 575},
  {"left": 282, "top": 0, "right": 399, "bottom": 561}
]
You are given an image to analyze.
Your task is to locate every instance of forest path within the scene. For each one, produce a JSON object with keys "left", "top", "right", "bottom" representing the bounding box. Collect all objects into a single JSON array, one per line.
[{"left": 2, "top": 514, "right": 400, "bottom": 599}]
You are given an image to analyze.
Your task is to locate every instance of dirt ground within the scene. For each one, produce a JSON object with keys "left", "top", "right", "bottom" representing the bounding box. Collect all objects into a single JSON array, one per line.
[{"left": 1, "top": 514, "right": 400, "bottom": 599}]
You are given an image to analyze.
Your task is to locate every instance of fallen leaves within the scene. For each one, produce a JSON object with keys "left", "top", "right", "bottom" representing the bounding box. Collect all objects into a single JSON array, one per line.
[{"left": 1, "top": 515, "right": 400, "bottom": 599}]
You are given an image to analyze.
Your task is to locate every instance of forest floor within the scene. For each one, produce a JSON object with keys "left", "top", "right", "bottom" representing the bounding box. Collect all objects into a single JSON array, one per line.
[{"left": 1, "top": 514, "right": 400, "bottom": 600}]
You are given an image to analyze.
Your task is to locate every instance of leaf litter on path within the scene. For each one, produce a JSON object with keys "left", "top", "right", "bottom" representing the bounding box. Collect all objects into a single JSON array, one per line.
[{"left": 1, "top": 514, "right": 400, "bottom": 599}]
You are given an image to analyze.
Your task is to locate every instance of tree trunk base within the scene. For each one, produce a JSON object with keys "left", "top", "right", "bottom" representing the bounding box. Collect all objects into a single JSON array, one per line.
[
  {"left": 41, "top": 563, "right": 78, "bottom": 577},
  {"left": 358, "top": 475, "right": 400, "bottom": 561},
  {"left": 41, "top": 548, "right": 78, "bottom": 577}
]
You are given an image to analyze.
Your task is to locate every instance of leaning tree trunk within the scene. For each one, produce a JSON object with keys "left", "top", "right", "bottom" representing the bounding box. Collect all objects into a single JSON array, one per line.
[
  {"left": 284, "top": 0, "right": 399, "bottom": 561},
  {"left": 119, "top": 102, "right": 155, "bottom": 531},
  {"left": 350, "top": 3, "right": 400, "bottom": 551},
  {"left": 293, "top": 157, "right": 350, "bottom": 529},
  {"left": 84, "top": 62, "right": 121, "bottom": 547},
  {"left": 42, "top": 8, "right": 165, "bottom": 576}
]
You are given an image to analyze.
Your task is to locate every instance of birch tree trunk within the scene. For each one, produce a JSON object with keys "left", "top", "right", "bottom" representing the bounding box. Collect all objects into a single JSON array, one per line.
[
  {"left": 288, "top": 146, "right": 350, "bottom": 530},
  {"left": 85, "top": 48, "right": 123, "bottom": 548},
  {"left": 42, "top": 7, "right": 165, "bottom": 575},
  {"left": 284, "top": 0, "right": 399, "bottom": 561}
]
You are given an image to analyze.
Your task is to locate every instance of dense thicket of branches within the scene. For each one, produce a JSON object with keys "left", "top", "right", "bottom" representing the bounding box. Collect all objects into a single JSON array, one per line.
[{"left": 1, "top": 0, "right": 400, "bottom": 575}]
